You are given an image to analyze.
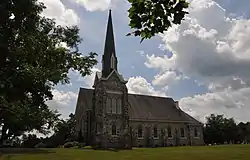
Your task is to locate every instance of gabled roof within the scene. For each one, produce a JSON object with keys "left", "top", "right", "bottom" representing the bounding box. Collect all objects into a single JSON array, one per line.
[
  {"left": 95, "top": 70, "right": 127, "bottom": 84},
  {"left": 75, "top": 88, "right": 202, "bottom": 125},
  {"left": 127, "top": 93, "right": 201, "bottom": 124}
]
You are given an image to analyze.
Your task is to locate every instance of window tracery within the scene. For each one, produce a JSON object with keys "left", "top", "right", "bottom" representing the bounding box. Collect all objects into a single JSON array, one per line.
[{"left": 106, "top": 97, "right": 122, "bottom": 114}]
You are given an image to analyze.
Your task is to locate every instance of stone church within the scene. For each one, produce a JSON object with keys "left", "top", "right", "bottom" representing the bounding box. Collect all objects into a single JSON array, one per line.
[{"left": 74, "top": 10, "right": 204, "bottom": 149}]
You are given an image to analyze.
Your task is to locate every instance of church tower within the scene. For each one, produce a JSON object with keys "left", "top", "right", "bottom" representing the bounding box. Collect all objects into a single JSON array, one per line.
[{"left": 91, "top": 10, "right": 131, "bottom": 149}]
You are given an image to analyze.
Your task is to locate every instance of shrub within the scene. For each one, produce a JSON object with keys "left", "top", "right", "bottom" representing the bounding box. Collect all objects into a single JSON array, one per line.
[
  {"left": 35, "top": 142, "right": 46, "bottom": 148},
  {"left": 63, "top": 141, "right": 79, "bottom": 148},
  {"left": 77, "top": 143, "right": 85, "bottom": 148}
]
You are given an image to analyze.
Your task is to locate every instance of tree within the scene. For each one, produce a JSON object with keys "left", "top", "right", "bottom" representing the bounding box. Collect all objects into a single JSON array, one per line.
[
  {"left": 238, "top": 122, "right": 250, "bottom": 143},
  {"left": 1, "top": 103, "right": 61, "bottom": 146},
  {"left": 203, "top": 114, "right": 239, "bottom": 144},
  {"left": 203, "top": 114, "right": 225, "bottom": 144},
  {"left": 22, "top": 134, "right": 41, "bottom": 148},
  {"left": 127, "top": 0, "right": 189, "bottom": 42},
  {"left": 222, "top": 118, "right": 238, "bottom": 144},
  {"left": 0, "top": 0, "right": 97, "bottom": 145},
  {"left": 45, "top": 113, "right": 77, "bottom": 147}
]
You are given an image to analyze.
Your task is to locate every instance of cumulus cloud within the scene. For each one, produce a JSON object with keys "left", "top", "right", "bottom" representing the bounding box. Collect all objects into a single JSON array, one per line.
[
  {"left": 145, "top": 54, "right": 177, "bottom": 72},
  {"left": 127, "top": 76, "right": 166, "bottom": 97},
  {"left": 72, "top": 0, "right": 113, "bottom": 11},
  {"left": 180, "top": 87, "right": 250, "bottom": 123},
  {"left": 152, "top": 71, "right": 181, "bottom": 86},
  {"left": 145, "top": 0, "right": 250, "bottom": 91},
  {"left": 46, "top": 67, "right": 100, "bottom": 119},
  {"left": 46, "top": 90, "right": 78, "bottom": 119},
  {"left": 40, "top": 0, "right": 79, "bottom": 26},
  {"left": 143, "top": 0, "right": 250, "bottom": 122}
]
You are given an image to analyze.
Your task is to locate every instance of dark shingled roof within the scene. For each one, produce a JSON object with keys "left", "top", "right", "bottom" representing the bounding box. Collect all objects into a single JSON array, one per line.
[{"left": 75, "top": 88, "right": 201, "bottom": 125}]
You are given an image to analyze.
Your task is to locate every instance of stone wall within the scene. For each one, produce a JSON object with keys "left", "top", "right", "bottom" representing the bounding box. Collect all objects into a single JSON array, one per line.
[
  {"left": 92, "top": 71, "right": 131, "bottom": 149},
  {"left": 188, "top": 125, "right": 204, "bottom": 146},
  {"left": 129, "top": 120, "right": 204, "bottom": 147}
]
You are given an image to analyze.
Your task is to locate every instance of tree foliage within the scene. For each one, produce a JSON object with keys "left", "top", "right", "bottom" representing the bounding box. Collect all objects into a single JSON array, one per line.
[
  {"left": 44, "top": 113, "right": 77, "bottom": 148},
  {"left": 21, "top": 134, "right": 41, "bottom": 148},
  {"left": 127, "top": 0, "right": 189, "bottom": 42},
  {"left": 0, "top": 0, "right": 97, "bottom": 145},
  {"left": 203, "top": 114, "right": 250, "bottom": 144}
]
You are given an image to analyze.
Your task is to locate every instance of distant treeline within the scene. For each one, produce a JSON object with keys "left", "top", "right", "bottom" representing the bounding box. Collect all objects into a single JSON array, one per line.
[{"left": 203, "top": 114, "right": 250, "bottom": 145}]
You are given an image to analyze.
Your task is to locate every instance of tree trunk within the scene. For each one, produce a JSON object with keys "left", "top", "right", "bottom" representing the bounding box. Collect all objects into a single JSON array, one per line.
[{"left": 0, "top": 124, "right": 7, "bottom": 146}]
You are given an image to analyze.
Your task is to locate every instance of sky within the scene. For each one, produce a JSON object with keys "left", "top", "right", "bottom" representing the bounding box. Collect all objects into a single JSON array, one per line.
[{"left": 41, "top": 0, "right": 250, "bottom": 123}]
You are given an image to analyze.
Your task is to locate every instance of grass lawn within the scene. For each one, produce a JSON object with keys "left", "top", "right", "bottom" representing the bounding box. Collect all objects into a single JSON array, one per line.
[{"left": 1, "top": 144, "right": 250, "bottom": 160}]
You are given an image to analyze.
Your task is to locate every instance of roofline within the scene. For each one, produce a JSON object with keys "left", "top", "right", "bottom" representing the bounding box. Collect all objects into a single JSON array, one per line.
[
  {"left": 129, "top": 118, "right": 203, "bottom": 125},
  {"left": 100, "top": 69, "right": 127, "bottom": 83},
  {"left": 79, "top": 87, "right": 174, "bottom": 101},
  {"left": 128, "top": 92, "right": 174, "bottom": 101}
]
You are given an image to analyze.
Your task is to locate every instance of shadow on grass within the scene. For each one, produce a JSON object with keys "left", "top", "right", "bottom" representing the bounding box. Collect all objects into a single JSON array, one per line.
[
  {"left": 82, "top": 146, "right": 132, "bottom": 152},
  {"left": 0, "top": 148, "right": 55, "bottom": 156}
]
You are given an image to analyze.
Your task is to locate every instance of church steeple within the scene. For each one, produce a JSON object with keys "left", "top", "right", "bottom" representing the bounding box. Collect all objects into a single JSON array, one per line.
[{"left": 102, "top": 9, "right": 118, "bottom": 78}]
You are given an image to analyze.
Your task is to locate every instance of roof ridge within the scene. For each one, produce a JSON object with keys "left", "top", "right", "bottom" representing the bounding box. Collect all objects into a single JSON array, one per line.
[
  {"left": 80, "top": 87, "right": 174, "bottom": 100},
  {"left": 80, "top": 87, "right": 94, "bottom": 91},
  {"left": 128, "top": 92, "right": 174, "bottom": 100}
]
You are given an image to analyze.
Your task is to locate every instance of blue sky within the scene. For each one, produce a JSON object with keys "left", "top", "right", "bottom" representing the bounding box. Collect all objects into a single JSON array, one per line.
[
  {"left": 43, "top": 0, "right": 250, "bottom": 123},
  {"left": 56, "top": 0, "right": 208, "bottom": 98}
]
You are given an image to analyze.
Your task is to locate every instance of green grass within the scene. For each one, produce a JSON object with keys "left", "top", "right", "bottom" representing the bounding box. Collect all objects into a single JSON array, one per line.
[{"left": 1, "top": 145, "right": 250, "bottom": 160}]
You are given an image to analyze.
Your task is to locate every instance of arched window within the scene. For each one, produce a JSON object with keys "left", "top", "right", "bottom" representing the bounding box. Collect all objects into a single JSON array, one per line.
[
  {"left": 117, "top": 99, "right": 122, "bottom": 114},
  {"left": 106, "top": 98, "right": 111, "bottom": 113},
  {"left": 181, "top": 128, "right": 185, "bottom": 137},
  {"left": 111, "top": 53, "right": 115, "bottom": 69},
  {"left": 168, "top": 127, "right": 172, "bottom": 137},
  {"left": 153, "top": 126, "right": 158, "bottom": 138},
  {"left": 138, "top": 125, "right": 143, "bottom": 138},
  {"left": 194, "top": 128, "right": 198, "bottom": 137},
  {"left": 161, "top": 128, "right": 165, "bottom": 137},
  {"left": 112, "top": 124, "right": 116, "bottom": 135},
  {"left": 111, "top": 98, "right": 116, "bottom": 113}
]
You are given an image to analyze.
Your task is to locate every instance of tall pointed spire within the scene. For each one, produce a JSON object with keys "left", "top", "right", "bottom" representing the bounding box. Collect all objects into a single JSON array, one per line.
[{"left": 102, "top": 9, "right": 118, "bottom": 78}]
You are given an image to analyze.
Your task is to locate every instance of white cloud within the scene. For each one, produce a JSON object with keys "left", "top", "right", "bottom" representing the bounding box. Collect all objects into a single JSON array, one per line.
[
  {"left": 51, "top": 90, "right": 77, "bottom": 106},
  {"left": 145, "top": 0, "right": 250, "bottom": 91},
  {"left": 180, "top": 87, "right": 250, "bottom": 123},
  {"left": 127, "top": 76, "right": 166, "bottom": 97},
  {"left": 40, "top": 0, "right": 79, "bottom": 26},
  {"left": 143, "top": 0, "right": 250, "bottom": 122},
  {"left": 70, "top": 67, "right": 100, "bottom": 88},
  {"left": 152, "top": 71, "right": 181, "bottom": 86},
  {"left": 46, "top": 90, "right": 78, "bottom": 119},
  {"left": 46, "top": 67, "right": 100, "bottom": 119},
  {"left": 145, "top": 54, "right": 177, "bottom": 72},
  {"left": 72, "top": 0, "right": 113, "bottom": 11}
]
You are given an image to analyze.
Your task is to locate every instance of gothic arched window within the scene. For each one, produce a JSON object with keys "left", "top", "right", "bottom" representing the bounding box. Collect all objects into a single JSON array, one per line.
[
  {"left": 168, "top": 126, "right": 172, "bottom": 137},
  {"left": 194, "top": 128, "right": 198, "bottom": 137},
  {"left": 138, "top": 125, "right": 143, "bottom": 138},
  {"left": 112, "top": 124, "right": 117, "bottom": 135},
  {"left": 111, "top": 98, "right": 116, "bottom": 113},
  {"left": 111, "top": 53, "right": 115, "bottom": 69},
  {"left": 117, "top": 98, "right": 122, "bottom": 114},
  {"left": 153, "top": 126, "right": 158, "bottom": 138},
  {"left": 106, "top": 98, "right": 111, "bottom": 113},
  {"left": 161, "top": 128, "right": 165, "bottom": 137},
  {"left": 181, "top": 128, "right": 185, "bottom": 137}
]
